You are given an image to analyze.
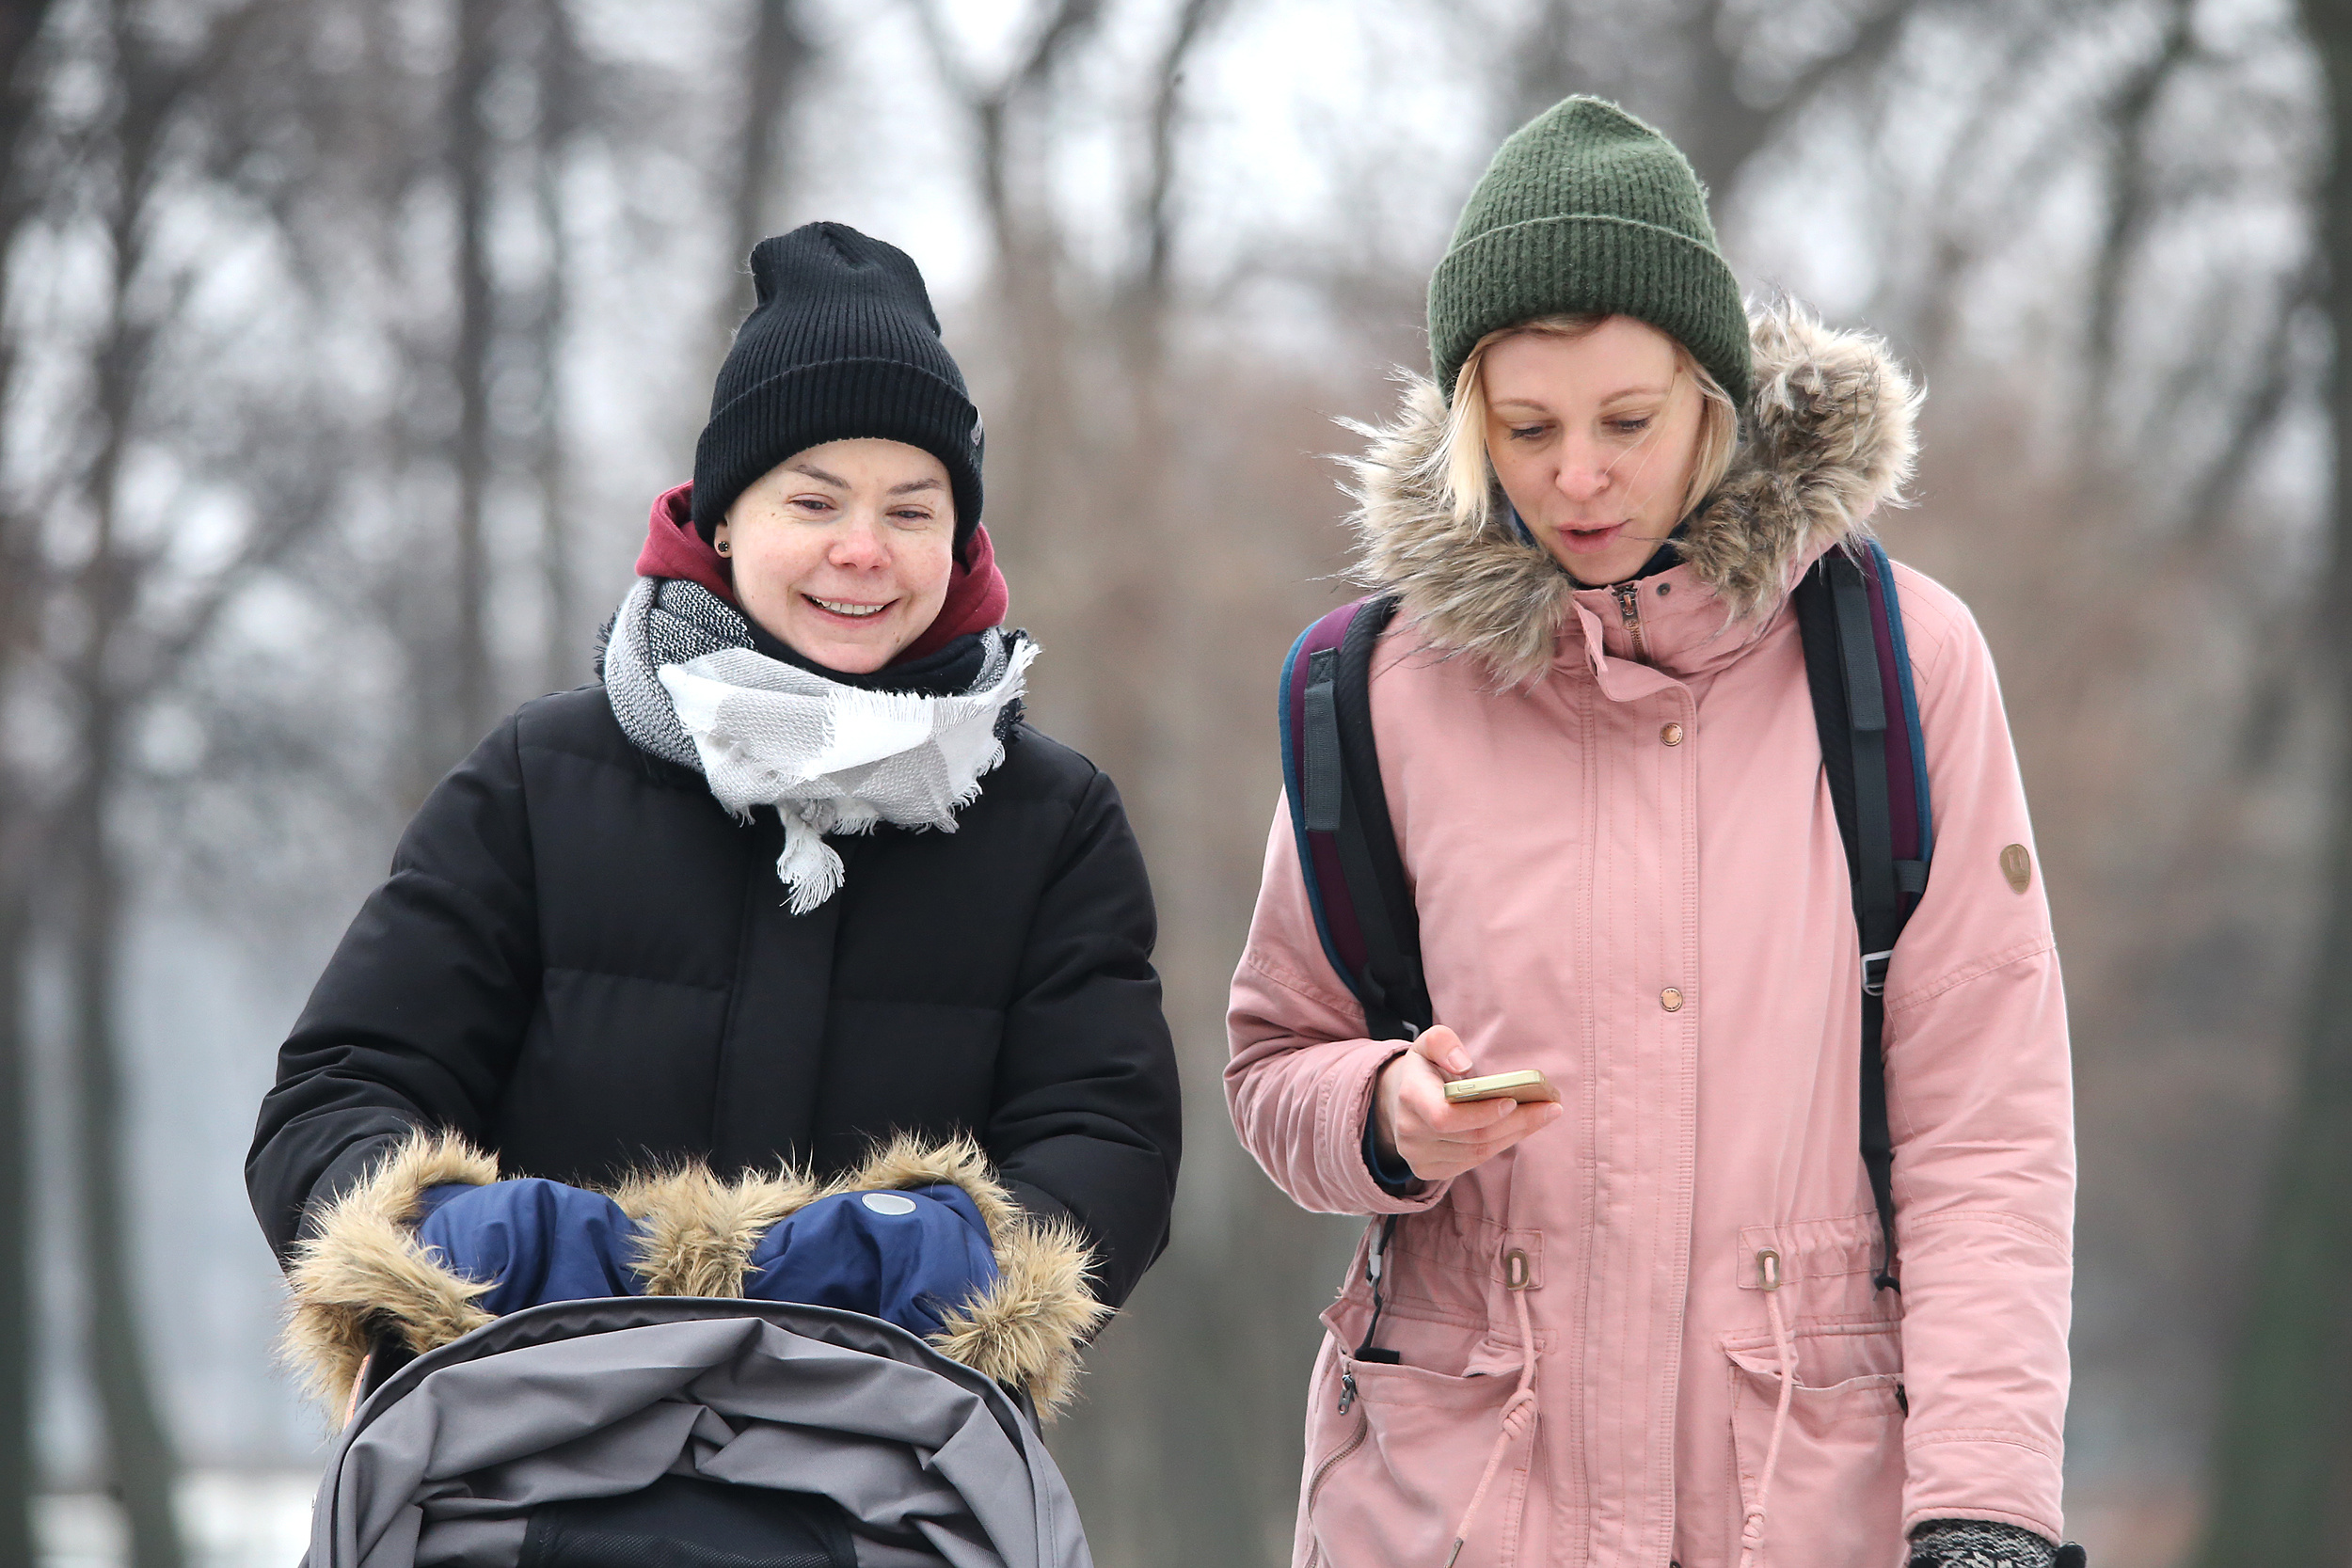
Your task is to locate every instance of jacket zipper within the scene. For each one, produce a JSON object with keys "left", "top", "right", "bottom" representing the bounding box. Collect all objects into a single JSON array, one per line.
[
  {"left": 1303, "top": 1377, "right": 1372, "bottom": 1568},
  {"left": 1613, "top": 580, "right": 1650, "bottom": 664}
]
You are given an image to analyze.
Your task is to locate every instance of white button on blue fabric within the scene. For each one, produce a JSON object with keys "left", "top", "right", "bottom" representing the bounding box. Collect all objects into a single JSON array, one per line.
[{"left": 861, "top": 1192, "right": 918, "bottom": 1216}]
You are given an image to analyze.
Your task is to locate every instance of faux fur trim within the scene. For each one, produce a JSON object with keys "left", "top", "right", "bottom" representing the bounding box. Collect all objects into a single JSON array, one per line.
[
  {"left": 278, "top": 1130, "right": 500, "bottom": 1411},
  {"left": 279, "top": 1129, "right": 1106, "bottom": 1422},
  {"left": 610, "top": 1164, "right": 818, "bottom": 1299},
  {"left": 1343, "top": 301, "right": 1922, "bottom": 686}
]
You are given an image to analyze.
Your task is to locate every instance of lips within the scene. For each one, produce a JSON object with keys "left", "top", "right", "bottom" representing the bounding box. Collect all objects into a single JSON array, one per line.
[
  {"left": 803, "top": 594, "right": 893, "bottom": 621},
  {"left": 1553, "top": 521, "right": 1627, "bottom": 555}
]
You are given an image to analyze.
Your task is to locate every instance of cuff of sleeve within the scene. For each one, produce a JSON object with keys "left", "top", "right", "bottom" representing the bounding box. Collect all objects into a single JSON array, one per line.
[
  {"left": 1360, "top": 1101, "right": 1423, "bottom": 1196},
  {"left": 1906, "top": 1518, "right": 2058, "bottom": 1568},
  {"left": 1322, "top": 1039, "right": 1451, "bottom": 1214}
]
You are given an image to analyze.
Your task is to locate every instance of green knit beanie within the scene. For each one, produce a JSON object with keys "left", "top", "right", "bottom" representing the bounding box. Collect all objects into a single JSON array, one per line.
[{"left": 1428, "top": 97, "right": 1751, "bottom": 406}]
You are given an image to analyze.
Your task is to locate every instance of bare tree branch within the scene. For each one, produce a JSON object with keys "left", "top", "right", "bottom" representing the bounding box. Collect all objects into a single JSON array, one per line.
[
  {"left": 1137, "top": 0, "right": 1231, "bottom": 307},
  {"left": 2083, "top": 0, "right": 2197, "bottom": 428}
]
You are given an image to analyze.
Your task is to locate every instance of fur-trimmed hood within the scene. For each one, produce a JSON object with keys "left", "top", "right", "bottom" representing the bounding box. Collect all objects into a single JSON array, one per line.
[
  {"left": 1343, "top": 302, "right": 1921, "bottom": 687},
  {"left": 281, "top": 1131, "right": 1106, "bottom": 1423}
]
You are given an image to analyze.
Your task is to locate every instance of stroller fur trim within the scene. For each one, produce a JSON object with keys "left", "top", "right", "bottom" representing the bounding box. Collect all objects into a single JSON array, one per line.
[{"left": 281, "top": 1130, "right": 1108, "bottom": 1421}]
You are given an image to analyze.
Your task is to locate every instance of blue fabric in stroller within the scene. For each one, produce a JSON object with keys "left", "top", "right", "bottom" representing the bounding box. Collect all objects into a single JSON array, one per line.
[{"left": 285, "top": 1133, "right": 1104, "bottom": 1568}]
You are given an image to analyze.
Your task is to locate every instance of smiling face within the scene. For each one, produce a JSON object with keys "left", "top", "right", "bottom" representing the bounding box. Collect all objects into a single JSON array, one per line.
[
  {"left": 1479, "top": 315, "right": 1705, "bottom": 588},
  {"left": 714, "top": 438, "right": 957, "bottom": 673}
]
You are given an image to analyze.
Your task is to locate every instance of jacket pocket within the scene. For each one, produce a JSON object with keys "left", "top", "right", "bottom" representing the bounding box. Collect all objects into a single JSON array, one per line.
[
  {"left": 1299, "top": 1328, "right": 1534, "bottom": 1568},
  {"left": 1724, "top": 1323, "right": 1905, "bottom": 1568}
]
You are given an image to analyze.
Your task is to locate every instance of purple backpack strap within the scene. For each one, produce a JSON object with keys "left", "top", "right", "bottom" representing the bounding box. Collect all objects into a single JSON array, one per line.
[{"left": 1857, "top": 537, "right": 1935, "bottom": 895}]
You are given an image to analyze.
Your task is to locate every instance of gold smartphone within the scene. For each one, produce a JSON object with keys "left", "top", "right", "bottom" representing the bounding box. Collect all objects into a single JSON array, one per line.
[{"left": 1442, "top": 1069, "right": 1560, "bottom": 1104}]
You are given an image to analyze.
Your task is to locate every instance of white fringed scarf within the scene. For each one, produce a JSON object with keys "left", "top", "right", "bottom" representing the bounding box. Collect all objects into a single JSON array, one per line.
[{"left": 603, "top": 576, "right": 1035, "bottom": 913}]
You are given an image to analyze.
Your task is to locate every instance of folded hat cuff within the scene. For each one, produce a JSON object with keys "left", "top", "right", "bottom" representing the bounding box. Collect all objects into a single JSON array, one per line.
[{"left": 1427, "top": 213, "right": 1751, "bottom": 407}]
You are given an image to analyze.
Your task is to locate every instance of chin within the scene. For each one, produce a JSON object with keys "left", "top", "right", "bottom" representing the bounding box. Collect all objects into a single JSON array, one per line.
[{"left": 803, "top": 640, "right": 894, "bottom": 675}]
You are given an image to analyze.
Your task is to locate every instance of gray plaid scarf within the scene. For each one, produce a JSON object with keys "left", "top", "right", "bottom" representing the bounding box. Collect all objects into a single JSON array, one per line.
[{"left": 604, "top": 577, "right": 1034, "bottom": 913}]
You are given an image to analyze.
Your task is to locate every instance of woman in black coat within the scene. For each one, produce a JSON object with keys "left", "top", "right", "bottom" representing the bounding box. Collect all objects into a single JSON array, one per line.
[{"left": 247, "top": 224, "right": 1182, "bottom": 1340}]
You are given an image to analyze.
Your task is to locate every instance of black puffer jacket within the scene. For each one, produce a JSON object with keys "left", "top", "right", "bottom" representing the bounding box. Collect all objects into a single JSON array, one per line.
[{"left": 247, "top": 684, "right": 1182, "bottom": 1308}]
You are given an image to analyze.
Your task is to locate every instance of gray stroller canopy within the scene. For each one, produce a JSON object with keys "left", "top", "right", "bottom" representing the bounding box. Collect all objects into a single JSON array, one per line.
[{"left": 307, "top": 1297, "right": 1094, "bottom": 1568}]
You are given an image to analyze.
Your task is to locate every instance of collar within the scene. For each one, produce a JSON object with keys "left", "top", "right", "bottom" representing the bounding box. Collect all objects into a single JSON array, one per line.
[{"left": 1346, "top": 302, "right": 1920, "bottom": 688}]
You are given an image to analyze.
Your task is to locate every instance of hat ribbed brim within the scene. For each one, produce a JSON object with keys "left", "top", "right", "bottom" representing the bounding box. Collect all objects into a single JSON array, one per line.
[{"left": 1427, "top": 214, "right": 1751, "bottom": 407}]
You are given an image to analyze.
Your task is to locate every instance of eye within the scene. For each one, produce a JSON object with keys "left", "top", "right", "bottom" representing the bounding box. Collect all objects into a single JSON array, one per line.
[
  {"left": 1506, "top": 423, "right": 1548, "bottom": 442},
  {"left": 889, "top": 505, "right": 938, "bottom": 526},
  {"left": 790, "top": 493, "right": 835, "bottom": 516},
  {"left": 1607, "top": 417, "right": 1653, "bottom": 436}
]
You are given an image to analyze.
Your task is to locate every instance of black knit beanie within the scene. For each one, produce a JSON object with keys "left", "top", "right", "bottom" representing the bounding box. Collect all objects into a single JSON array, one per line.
[{"left": 692, "top": 223, "right": 984, "bottom": 545}]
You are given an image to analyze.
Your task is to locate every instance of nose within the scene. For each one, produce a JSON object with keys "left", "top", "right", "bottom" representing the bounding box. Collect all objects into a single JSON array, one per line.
[
  {"left": 1553, "top": 438, "right": 1611, "bottom": 503},
  {"left": 828, "top": 514, "right": 890, "bottom": 569}
]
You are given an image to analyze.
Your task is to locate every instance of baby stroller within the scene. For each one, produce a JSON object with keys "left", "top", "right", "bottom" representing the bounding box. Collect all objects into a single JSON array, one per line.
[{"left": 285, "top": 1132, "right": 1103, "bottom": 1568}]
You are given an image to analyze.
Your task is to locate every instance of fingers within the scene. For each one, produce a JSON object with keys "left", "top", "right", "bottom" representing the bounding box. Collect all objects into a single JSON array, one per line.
[
  {"left": 1393, "top": 1096, "right": 1564, "bottom": 1181},
  {"left": 1385, "top": 1025, "right": 1565, "bottom": 1181},
  {"left": 1409, "top": 1023, "right": 1471, "bottom": 1076}
]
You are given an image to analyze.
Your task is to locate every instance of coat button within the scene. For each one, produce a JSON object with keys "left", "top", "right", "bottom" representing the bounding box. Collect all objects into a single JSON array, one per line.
[
  {"left": 1661, "top": 987, "right": 1684, "bottom": 1012},
  {"left": 1661, "top": 722, "right": 1684, "bottom": 746}
]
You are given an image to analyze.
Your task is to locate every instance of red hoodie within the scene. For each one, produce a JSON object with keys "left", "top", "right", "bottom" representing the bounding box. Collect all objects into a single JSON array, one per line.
[{"left": 633, "top": 483, "right": 1009, "bottom": 665}]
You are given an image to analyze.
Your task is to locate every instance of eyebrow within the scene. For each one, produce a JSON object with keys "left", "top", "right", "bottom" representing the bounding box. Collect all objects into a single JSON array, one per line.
[
  {"left": 784, "top": 463, "right": 941, "bottom": 498},
  {"left": 1490, "top": 385, "right": 1674, "bottom": 410}
]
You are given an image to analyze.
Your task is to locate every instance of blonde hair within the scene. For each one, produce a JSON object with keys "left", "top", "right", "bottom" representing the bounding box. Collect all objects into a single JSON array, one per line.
[{"left": 1431, "top": 313, "right": 1740, "bottom": 543}]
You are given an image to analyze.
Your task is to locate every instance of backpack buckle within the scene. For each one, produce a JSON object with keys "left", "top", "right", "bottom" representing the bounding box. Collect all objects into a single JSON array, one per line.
[{"left": 1861, "top": 949, "right": 1892, "bottom": 997}]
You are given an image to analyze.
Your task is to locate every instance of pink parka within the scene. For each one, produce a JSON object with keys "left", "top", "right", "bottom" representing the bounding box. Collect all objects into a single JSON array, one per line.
[{"left": 1226, "top": 309, "right": 2072, "bottom": 1568}]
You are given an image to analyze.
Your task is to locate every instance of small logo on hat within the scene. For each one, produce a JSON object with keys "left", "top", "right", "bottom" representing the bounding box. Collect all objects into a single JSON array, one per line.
[{"left": 970, "top": 412, "right": 984, "bottom": 446}]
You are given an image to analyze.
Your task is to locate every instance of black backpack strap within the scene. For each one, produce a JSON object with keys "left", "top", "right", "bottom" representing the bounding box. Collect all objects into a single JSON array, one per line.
[
  {"left": 1796, "top": 544, "right": 1931, "bottom": 1293},
  {"left": 1280, "top": 594, "right": 1431, "bottom": 1040}
]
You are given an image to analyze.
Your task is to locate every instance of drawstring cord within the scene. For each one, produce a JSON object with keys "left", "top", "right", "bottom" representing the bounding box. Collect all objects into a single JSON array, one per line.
[
  {"left": 1737, "top": 1248, "right": 1796, "bottom": 1568},
  {"left": 1442, "top": 1251, "right": 1539, "bottom": 1567}
]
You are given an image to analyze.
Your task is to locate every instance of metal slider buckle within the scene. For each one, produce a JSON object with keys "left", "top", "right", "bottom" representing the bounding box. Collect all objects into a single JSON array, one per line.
[{"left": 1861, "top": 949, "right": 1892, "bottom": 997}]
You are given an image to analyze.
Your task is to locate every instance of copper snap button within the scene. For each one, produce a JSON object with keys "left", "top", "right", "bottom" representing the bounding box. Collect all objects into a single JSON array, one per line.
[
  {"left": 1661, "top": 987, "right": 1684, "bottom": 1012},
  {"left": 1661, "top": 721, "right": 1685, "bottom": 746}
]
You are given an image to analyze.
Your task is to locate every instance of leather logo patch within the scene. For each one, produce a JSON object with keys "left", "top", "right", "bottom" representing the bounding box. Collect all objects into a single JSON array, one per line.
[{"left": 2000, "top": 844, "right": 2033, "bottom": 894}]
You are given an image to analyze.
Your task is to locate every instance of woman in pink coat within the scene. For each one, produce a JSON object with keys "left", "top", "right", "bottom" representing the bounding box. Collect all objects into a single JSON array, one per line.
[{"left": 1226, "top": 98, "right": 2074, "bottom": 1568}]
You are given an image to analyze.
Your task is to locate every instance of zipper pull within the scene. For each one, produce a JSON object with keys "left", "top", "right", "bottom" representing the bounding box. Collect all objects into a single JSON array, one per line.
[
  {"left": 1612, "top": 580, "right": 1650, "bottom": 663},
  {"left": 1338, "top": 1371, "right": 1359, "bottom": 1415}
]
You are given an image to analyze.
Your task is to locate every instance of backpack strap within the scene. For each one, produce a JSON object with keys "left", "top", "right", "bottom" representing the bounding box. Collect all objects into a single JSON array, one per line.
[
  {"left": 1280, "top": 596, "right": 1431, "bottom": 1366},
  {"left": 1794, "top": 540, "right": 1933, "bottom": 1293},
  {"left": 1279, "top": 594, "right": 1432, "bottom": 1042}
]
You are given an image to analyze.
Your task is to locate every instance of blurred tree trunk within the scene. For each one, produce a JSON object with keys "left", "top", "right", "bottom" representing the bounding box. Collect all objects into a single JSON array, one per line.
[
  {"left": 727, "top": 0, "right": 808, "bottom": 275},
  {"left": 699, "top": 0, "right": 810, "bottom": 408},
  {"left": 64, "top": 687, "right": 183, "bottom": 1568},
  {"left": 0, "top": 887, "right": 29, "bottom": 1568},
  {"left": 450, "top": 0, "right": 498, "bottom": 748},
  {"left": 48, "top": 4, "right": 293, "bottom": 1554},
  {"left": 532, "top": 0, "right": 579, "bottom": 691},
  {"left": 0, "top": 0, "right": 62, "bottom": 1549},
  {"left": 72, "top": 124, "right": 185, "bottom": 1555},
  {"left": 2192, "top": 4, "right": 2352, "bottom": 1560}
]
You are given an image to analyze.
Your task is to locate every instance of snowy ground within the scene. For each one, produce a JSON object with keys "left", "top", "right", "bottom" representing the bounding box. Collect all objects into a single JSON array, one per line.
[{"left": 37, "top": 1473, "right": 317, "bottom": 1568}]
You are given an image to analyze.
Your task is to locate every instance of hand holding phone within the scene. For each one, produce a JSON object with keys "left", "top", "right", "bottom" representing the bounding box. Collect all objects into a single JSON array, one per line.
[{"left": 1373, "top": 1027, "right": 1565, "bottom": 1183}]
